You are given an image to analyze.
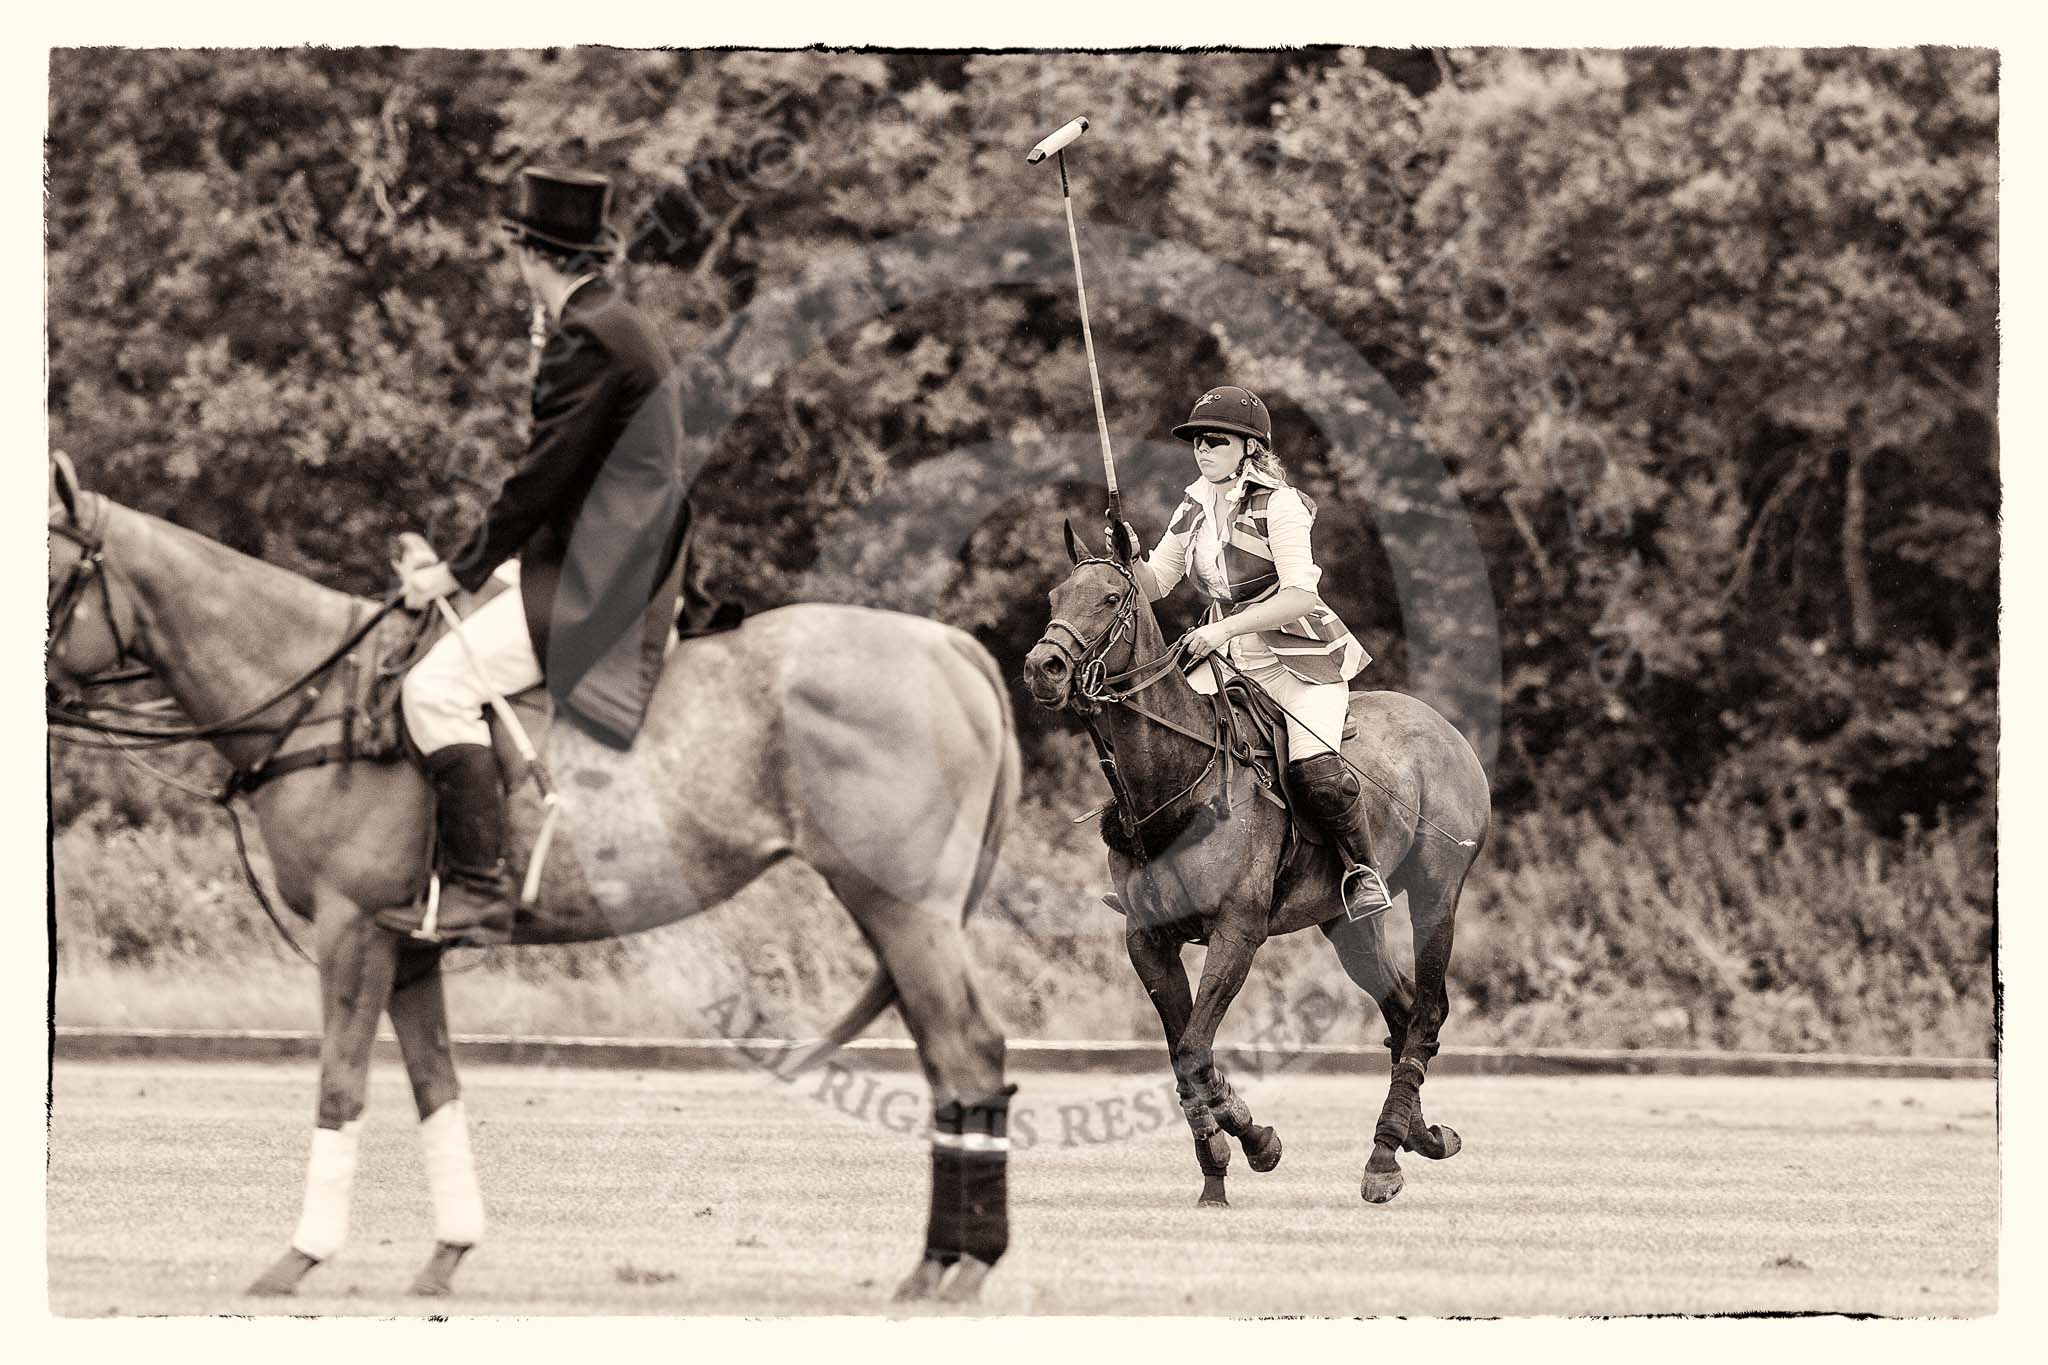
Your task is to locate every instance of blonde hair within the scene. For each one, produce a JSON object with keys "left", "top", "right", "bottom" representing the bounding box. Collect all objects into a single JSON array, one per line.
[{"left": 1242, "top": 437, "right": 1288, "bottom": 485}]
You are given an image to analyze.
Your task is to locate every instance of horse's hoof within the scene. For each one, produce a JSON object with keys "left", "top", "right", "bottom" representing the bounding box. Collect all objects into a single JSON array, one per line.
[
  {"left": 936, "top": 1256, "right": 993, "bottom": 1304},
  {"left": 408, "top": 1241, "right": 472, "bottom": 1297},
  {"left": 893, "top": 1256, "right": 950, "bottom": 1301},
  {"left": 1361, "top": 1165, "right": 1406, "bottom": 1204},
  {"left": 247, "top": 1247, "right": 319, "bottom": 1296},
  {"left": 1197, "top": 1174, "right": 1230, "bottom": 1208},
  {"left": 1242, "top": 1124, "right": 1282, "bottom": 1173},
  {"left": 1404, "top": 1123, "right": 1462, "bottom": 1162}
]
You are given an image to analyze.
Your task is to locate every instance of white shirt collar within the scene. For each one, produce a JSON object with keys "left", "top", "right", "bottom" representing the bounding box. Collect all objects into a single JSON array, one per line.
[
  {"left": 552, "top": 273, "right": 601, "bottom": 319},
  {"left": 1182, "top": 460, "right": 1283, "bottom": 508}
]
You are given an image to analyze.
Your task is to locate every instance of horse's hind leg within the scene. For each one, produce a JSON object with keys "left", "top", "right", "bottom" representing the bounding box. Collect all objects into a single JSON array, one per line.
[
  {"left": 387, "top": 945, "right": 484, "bottom": 1296},
  {"left": 1127, "top": 924, "right": 1235, "bottom": 1206},
  {"left": 1361, "top": 860, "right": 1470, "bottom": 1205},
  {"left": 833, "top": 885, "right": 1011, "bottom": 1305},
  {"left": 1322, "top": 893, "right": 1459, "bottom": 1169},
  {"left": 249, "top": 892, "right": 401, "bottom": 1295}
]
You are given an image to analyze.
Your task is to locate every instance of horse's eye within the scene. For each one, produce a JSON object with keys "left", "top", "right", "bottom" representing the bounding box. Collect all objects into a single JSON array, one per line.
[{"left": 1102, "top": 592, "right": 1119, "bottom": 606}]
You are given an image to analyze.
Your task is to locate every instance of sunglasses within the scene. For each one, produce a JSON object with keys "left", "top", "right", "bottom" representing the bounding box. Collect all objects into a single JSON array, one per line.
[{"left": 1194, "top": 432, "right": 1237, "bottom": 452}]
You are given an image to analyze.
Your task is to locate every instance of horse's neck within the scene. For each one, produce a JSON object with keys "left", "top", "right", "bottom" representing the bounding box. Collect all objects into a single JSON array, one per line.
[
  {"left": 1099, "top": 601, "right": 1216, "bottom": 799},
  {"left": 105, "top": 499, "right": 373, "bottom": 772}
]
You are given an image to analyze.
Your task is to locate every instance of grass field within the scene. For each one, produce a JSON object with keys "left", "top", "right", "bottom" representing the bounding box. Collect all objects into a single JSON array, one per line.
[{"left": 47, "top": 1059, "right": 1998, "bottom": 1318}]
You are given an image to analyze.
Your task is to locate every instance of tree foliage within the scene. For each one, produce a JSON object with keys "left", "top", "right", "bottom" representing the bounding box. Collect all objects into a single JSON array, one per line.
[{"left": 46, "top": 47, "right": 1998, "bottom": 831}]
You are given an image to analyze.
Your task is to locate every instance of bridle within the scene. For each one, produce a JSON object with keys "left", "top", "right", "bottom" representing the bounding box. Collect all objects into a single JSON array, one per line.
[
  {"left": 1035, "top": 556, "right": 1242, "bottom": 881},
  {"left": 1038, "top": 556, "right": 1199, "bottom": 709},
  {"left": 47, "top": 494, "right": 150, "bottom": 699},
  {"left": 46, "top": 486, "right": 409, "bottom": 967},
  {"left": 46, "top": 496, "right": 405, "bottom": 752},
  {"left": 1037, "top": 555, "right": 1145, "bottom": 706}
]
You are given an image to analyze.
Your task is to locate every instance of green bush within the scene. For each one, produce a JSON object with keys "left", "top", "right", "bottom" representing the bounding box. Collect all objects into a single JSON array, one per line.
[{"left": 51, "top": 778, "right": 1993, "bottom": 1058}]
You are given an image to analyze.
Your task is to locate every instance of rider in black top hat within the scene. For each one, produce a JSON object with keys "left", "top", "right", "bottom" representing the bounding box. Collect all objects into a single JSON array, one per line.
[{"left": 380, "top": 166, "right": 693, "bottom": 945}]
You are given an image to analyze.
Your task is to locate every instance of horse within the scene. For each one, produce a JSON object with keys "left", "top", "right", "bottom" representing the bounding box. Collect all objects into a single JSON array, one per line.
[
  {"left": 45, "top": 453, "right": 1021, "bottom": 1305},
  {"left": 1021, "top": 529, "right": 1490, "bottom": 1207}
]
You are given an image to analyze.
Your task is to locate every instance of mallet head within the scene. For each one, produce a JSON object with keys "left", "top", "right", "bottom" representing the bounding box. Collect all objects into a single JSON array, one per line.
[{"left": 1026, "top": 116, "right": 1090, "bottom": 164}]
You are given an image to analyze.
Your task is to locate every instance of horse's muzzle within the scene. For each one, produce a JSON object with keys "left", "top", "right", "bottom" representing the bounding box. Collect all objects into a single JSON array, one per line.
[{"left": 1022, "top": 641, "right": 1073, "bottom": 709}]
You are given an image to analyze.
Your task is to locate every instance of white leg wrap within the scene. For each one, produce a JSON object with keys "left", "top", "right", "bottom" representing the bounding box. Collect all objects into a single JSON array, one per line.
[
  {"left": 290, "top": 1120, "right": 362, "bottom": 1262},
  {"left": 420, "top": 1100, "right": 485, "bottom": 1246}
]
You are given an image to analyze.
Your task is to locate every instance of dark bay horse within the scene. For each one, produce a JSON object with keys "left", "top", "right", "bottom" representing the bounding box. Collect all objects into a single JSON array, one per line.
[
  {"left": 46, "top": 454, "right": 1021, "bottom": 1304},
  {"left": 1022, "top": 538, "right": 1489, "bottom": 1206}
]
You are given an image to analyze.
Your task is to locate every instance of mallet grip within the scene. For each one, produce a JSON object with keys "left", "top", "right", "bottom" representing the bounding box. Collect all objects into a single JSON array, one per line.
[{"left": 1026, "top": 116, "right": 1090, "bottom": 164}]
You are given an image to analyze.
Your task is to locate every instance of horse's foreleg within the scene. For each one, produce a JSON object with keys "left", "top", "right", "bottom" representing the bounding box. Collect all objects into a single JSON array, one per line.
[
  {"left": 387, "top": 945, "right": 483, "bottom": 1296},
  {"left": 1172, "top": 921, "right": 1278, "bottom": 1191},
  {"left": 1126, "top": 924, "right": 1232, "bottom": 1206},
  {"left": 249, "top": 893, "right": 401, "bottom": 1296},
  {"left": 1362, "top": 862, "right": 1469, "bottom": 1204}
]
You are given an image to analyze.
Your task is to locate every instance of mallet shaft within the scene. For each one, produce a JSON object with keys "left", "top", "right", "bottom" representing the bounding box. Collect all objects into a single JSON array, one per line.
[{"left": 1058, "top": 153, "right": 1118, "bottom": 499}]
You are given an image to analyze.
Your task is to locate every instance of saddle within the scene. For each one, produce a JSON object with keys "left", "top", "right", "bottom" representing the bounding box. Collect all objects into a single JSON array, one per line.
[
  {"left": 231, "top": 568, "right": 754, "bottom": 799},
  {"left": 1094, "top": 677, "right": 1361, "bottom": 925},
  {"left": 1211, "top": 675, "right": 1360, "bottom": 848},
  {"left": 1093, "top": 673, "right": 1359, "bottom": 863}
]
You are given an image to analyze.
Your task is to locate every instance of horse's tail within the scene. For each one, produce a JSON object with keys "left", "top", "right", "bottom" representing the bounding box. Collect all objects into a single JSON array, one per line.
[
  {"left": 781, "top": 968, "right": 900, "bottom": 1079},
  {"left": 784, "top": 631, "right": 1018, "bottom": 1081}
]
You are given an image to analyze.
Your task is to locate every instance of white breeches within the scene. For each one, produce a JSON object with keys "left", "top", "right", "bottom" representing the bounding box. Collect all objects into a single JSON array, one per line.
[
  {"left": 401, "top": 583, "right": 543, "bottom": 756},
  {"left": 1227, "top": 636, "right": 1350, "bottom": 760}
]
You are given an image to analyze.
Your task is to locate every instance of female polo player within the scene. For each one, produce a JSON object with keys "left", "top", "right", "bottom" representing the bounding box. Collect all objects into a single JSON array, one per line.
[{"left": 1126, "top": 385, "right": 1390, "bottom": 918}]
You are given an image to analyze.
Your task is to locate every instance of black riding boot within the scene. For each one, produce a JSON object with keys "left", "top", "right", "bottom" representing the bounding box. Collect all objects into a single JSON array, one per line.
[
  {"left": 376, "top": 743, "right": 515, "bottom": 946},
  {"left": 1289, "top": 752, "right": 1394, "bottom": 922}
]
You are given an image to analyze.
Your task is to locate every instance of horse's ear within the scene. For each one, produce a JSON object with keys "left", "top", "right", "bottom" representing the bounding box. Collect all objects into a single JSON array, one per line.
[
  {"left": 49, "top": 450, "right": 81, "bottom": 522},
  {"left": 1062, "top": 518, "right": 1082, "bottom": 566}
]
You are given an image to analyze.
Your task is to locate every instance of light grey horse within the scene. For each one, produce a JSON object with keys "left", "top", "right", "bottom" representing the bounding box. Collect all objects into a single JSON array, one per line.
[{"left": 47, "top": 453, "right": 1020, "bottom": 1303}]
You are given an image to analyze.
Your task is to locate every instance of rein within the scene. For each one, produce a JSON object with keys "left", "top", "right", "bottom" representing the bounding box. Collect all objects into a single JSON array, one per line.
[
  {"left": 1040, "top": 557, "right": 1236, "bottom": 882},
  {"left": 1040, "top": 554, "right": 1477, "bottom": 855},
  {"left": 47, "top": 495, "right": 412, "bottom": 966}
]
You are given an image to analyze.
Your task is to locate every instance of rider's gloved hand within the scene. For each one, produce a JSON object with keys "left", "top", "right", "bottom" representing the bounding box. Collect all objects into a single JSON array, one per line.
[
  {"left": 1107, "top": 519, "right": 1144, "bottom": 562},
  {"left": 1178, "top": 621, "right": 1234, "bottom": 661},
  {"left": 401, "top": 560, "right": 459, "bottom": 610}
]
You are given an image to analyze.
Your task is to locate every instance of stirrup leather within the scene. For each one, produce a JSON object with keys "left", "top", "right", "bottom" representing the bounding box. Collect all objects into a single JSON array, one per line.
[{"left": 1340, "top": 862, "right": 1394, "bottom": 923}]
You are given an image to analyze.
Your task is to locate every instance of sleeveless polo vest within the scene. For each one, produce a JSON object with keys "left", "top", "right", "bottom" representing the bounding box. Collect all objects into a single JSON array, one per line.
[{"left": 1171, "top": 483, "right": 1368, "bottom": 686}]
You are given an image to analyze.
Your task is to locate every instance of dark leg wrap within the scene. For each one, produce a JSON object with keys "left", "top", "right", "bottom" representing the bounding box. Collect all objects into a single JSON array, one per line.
[
  {"left": 1374, "top": 1060, "right": 1425, "bottom": 1151},
  {"left": 1178, "top": 1078, "right": 1221, "bottom": 1140},
  {"left": 923, "top": 1084, "right": 1016, "bottom": 1268},
  {"left": 1194, "top": 1131, "right": 1231, "bottom": 1178},
  {"left": 1204, "top": 1074, "right": 1253, "bottom": 1137}
]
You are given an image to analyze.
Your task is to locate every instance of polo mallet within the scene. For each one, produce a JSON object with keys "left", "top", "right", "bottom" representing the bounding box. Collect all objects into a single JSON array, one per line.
[
  {"left": 428, "top": 594, "right": 562, "bottom": 909},
  {"left": 1027, "top": 115, "right": 1134, "bottom": 564}
]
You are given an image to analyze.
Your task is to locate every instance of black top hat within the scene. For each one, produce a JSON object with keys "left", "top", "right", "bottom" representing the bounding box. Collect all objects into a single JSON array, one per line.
[{"left": 503, "top": 167, "right": 616, "bottom": 256}]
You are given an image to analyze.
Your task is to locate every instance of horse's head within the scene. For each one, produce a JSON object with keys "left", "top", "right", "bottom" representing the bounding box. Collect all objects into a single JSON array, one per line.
[
  {"left": 47, "top": 452, "right": 132, "bottom": 691},
  {"left": 1022, "top": 520, "right": 1146, "bottom": 712}
]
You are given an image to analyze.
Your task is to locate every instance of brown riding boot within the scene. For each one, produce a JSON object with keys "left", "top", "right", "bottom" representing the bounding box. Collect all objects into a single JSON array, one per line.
[
  {"left": 1289, "top": 753, "right": 1394, "bottom": 922},
  {"left": 377, "top": 743, "right": 516, "bottom": 946}
]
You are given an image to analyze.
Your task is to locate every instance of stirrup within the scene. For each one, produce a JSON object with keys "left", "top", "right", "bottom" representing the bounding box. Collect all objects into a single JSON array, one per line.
[
  {"left": 381, "top": 873, "right": 513, "bottom": 946},
  {"left": 1341, "top": 864, "right": 1394, "bottom": 923},
  {"left": 410, "top": 872, "right": 446, "bottom": 942}
]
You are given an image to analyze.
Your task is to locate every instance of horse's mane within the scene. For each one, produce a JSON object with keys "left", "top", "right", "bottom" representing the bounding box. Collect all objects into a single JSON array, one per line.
[{"left": 101, "top": 493, "right": 374, "bottom": 619}]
